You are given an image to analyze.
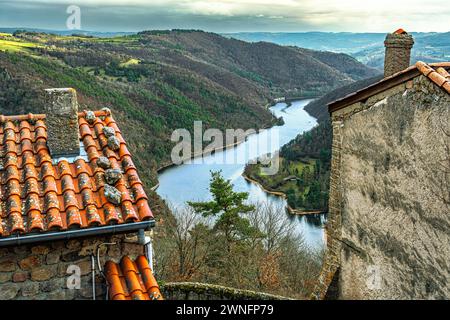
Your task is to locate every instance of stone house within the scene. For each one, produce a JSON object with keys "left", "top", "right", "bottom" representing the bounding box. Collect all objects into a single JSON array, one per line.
[
  {"left": 0, "top": 88, "right": 162, "bottom": 300},
  {"left": 313, "top": 29, "right": 450, "bottom": 299}
]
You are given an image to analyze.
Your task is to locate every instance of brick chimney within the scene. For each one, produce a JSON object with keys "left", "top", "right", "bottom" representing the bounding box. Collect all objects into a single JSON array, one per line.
[
  {"left": 384, "top": 28, "right": 415, "bottom": 77},
  {"left": 43, "top": 88, "right": 80, "bottom": 157}
]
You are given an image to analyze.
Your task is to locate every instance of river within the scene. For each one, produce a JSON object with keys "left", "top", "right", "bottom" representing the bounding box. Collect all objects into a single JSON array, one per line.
[{"left": 156, "top": 99, "right": 327, "bottom": 251}]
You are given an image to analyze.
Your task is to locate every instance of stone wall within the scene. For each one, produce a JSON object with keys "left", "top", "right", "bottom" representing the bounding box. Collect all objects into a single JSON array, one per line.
[
  {"left": 311, "top": 120, "right": 343, "bottom": 300},
  {"left": 322, "top": 75, "right": 450, "bottom": 299},
  {"left": 0, "top": 233, "right": 145, "bottom": 300},
  {"left": 43, "top": 88, "right": 80, "bottom": 157},
  {"left": 162, "top": 282, "right": 291, "bottom": 300},
  {"left": 383, "top": 32, "right": 414, "bottom": 77}
]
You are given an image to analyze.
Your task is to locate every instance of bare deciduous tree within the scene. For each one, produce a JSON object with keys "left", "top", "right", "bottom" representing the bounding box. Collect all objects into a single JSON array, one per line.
[
  {"left": 155, "top": 201, "right": 324, "bottom": 298},
  {"left": 155, "top": 205, "right": 213, "bottom": 281},
  {"left": 248, "top": 202, "right": 297, "bottom": 254}
]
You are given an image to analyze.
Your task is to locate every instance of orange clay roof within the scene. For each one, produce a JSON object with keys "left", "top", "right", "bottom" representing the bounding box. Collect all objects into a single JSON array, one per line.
[
  {"left": 105, "top": 255, "right": 163, "bottom": 300},
  {"left": 329, "top": 61, "right": 450, "bottom": 113},
  {"left": 394, "top": 28, "right": 407, "bottom": 34},
  {"left": 0, "top": 109, "right": 153, "bottom": 237},
  {"left": 416, "top": 61, "right": 450, "bottom": 90}
]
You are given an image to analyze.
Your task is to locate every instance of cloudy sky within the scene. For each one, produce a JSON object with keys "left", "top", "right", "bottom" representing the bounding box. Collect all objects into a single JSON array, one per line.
[{"left": 0, "top": 0, "right": 449, "bottom": 33}]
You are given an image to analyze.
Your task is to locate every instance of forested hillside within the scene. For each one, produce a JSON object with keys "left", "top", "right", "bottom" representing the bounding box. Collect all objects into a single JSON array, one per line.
[
  {"left": 303, "top": 75, "right": 383, "bottom": 121},
  {"left": 0, "top": 30, "right": 376, "bottom": 192},
  {"left": 226, "top": 31, "right": 450, "bottom": 71}
]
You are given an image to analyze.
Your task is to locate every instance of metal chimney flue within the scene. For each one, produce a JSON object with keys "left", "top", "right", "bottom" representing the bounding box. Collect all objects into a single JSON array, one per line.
[
  {"left": 384, "top": 28, "right": 415, "bottom": 77},
  {"left": 44, "top": 88, "right": 80, "bottom": 157}
]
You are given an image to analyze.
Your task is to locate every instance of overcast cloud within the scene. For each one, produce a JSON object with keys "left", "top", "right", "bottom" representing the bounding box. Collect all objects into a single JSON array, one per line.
[{"left": 0, "top": 0, "right": 448, "bottom": 33}]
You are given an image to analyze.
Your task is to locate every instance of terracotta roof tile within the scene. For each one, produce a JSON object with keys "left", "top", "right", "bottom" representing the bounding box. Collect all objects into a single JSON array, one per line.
[
  {"left": 394, "top": 28, "right": 407, "bottom": 34},
  {"left": 105, "top": 255, "right": 163, "bottom": 300},
  {"left": 416, "top": 61, "right": 450, "bottom": 93},
  {"left": 436, "top": 67, "right": 450, "bottom": 79},
  {"left": 443, "top": 82, "right": 450, "bottom": 93},
  {"left": 0, "top": 110, "right": 153, "bottom": 238}
]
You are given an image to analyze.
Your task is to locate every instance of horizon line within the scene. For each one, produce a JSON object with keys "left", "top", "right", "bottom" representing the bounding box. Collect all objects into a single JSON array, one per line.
[{"left": 1, "top": 26, "right": 448, "bottom": 35}]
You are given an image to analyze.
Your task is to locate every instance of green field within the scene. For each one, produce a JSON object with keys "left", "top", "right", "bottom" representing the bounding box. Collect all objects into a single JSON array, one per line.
[
  {"left": 245, "top": 157, "right": 325, "bottom": 210},
  {"left": 0, "top": 39, "right": 41, "bottom": 53},
  {"left": 119, "top": 58, "right": 140, "bottom": 67}
]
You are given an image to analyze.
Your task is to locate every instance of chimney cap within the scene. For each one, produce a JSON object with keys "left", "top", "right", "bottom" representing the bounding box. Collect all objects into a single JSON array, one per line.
[
  {"left": 394, "top": 28, "right": 407, "bottom": 35},
  {"left": 384, "top": 29, "right": 414, "bottom": 48}
]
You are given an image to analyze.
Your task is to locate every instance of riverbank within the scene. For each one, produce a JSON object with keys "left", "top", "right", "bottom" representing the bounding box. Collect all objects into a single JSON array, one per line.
[
  {"left": 155, "top": 95, "right": 315, "bottom": 176},
  {"left": 242, "top": 173, "right": 326, "bottom": 216},
  {"left": 153, "top": 99, "right": 287, "bottom": 187},
  {"left": 154, "top": 99, "right": 326, "bottom": 250},
  {"left": 154, "top": 98, "right": 326, "bottom": 215},
  {"left": 155, "top": 134, "right": 254, "bottom": 178},
  {"left": 153, "top": 129, "right": 273, "bottom": 191}
]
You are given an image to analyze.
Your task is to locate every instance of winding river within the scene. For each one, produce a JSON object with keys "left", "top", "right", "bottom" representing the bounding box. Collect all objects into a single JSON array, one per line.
[{"left": 156, "top": 100, "right": 327, "bottom": 251}]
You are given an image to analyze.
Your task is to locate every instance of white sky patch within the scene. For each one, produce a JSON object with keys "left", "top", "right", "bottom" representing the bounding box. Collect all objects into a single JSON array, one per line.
[
  {"left": 185, "top": 1, "right": 238, "bottom": 16},
  {"left": 1, "top": 0, "right": 449, "bottom": 31},
  {"left": 176, "top": 0, "right": 299, "bottom": 16},
  {"left": 273, "top": 0, "right": 450, "bottom": 31}
]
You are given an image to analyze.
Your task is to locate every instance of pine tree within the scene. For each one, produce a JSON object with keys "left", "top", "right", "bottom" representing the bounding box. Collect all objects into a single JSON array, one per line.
[{"left": 188, "top": 170, "right": 258, "bottom": 251}]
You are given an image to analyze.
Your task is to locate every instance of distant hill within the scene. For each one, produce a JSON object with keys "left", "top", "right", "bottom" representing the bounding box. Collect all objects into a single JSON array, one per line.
[
  {"left": 304, "top": 74, "right": 384, "bottom": 121},
  {"left": 296, "top": 48, "right": 379, "bottom": 81},
  {"left": 352, "top": 32, "right": 450, "bottom": 69},
  {"left": 0, "top": 27, "right": 135, "bottom": 38},
  {"left": 225, "top": 32, "right": 450, "bottom": 70},
  {"left": 223, "top": 32, "right": 386, "bottom": 53},
  {"left": 133, "top": 30, "right": 379, "bottom": 98},
  {"left": 0, "top": 29, "right": 376, "bottom": 190}
]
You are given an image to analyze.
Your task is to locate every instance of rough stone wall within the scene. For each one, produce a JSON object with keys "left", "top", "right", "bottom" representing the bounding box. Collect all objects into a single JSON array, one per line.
[
  {"left": 0, "top": 233, "right": 144, "bottom": 300},
  {"left": 384, "top": 33, "right": 414, "bottom": 77},
  {"left": 162, "top": 282, "right": 291, "bottom": 300},
  {"left": 329, "top": 76, "right": 449, "bottom": 299},
  {"left": 311, "top": 120, "right": 343, "bottom": 300}
]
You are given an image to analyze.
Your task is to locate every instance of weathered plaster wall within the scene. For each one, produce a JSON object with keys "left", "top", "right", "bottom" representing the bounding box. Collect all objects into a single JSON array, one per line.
[
  {"left": 330, "top": 76, "right": 449, "bottom": 299},
  {"left": 0, "top": 233, "right": 144, "bottom": 300}
]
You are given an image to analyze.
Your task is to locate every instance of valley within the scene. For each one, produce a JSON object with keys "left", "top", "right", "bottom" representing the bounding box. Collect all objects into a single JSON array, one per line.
[
  {"left": 0, "top": 0, "right": 448, "bottom": 302},
  {"left": 156, "top": 99, "right": 327, "bottom": 251},
  {"left": 0, "top": 29, "right": 375, "bottom": 194},
  {"left": 0, "top": 30, "right": 375, "bottom": 297}
]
